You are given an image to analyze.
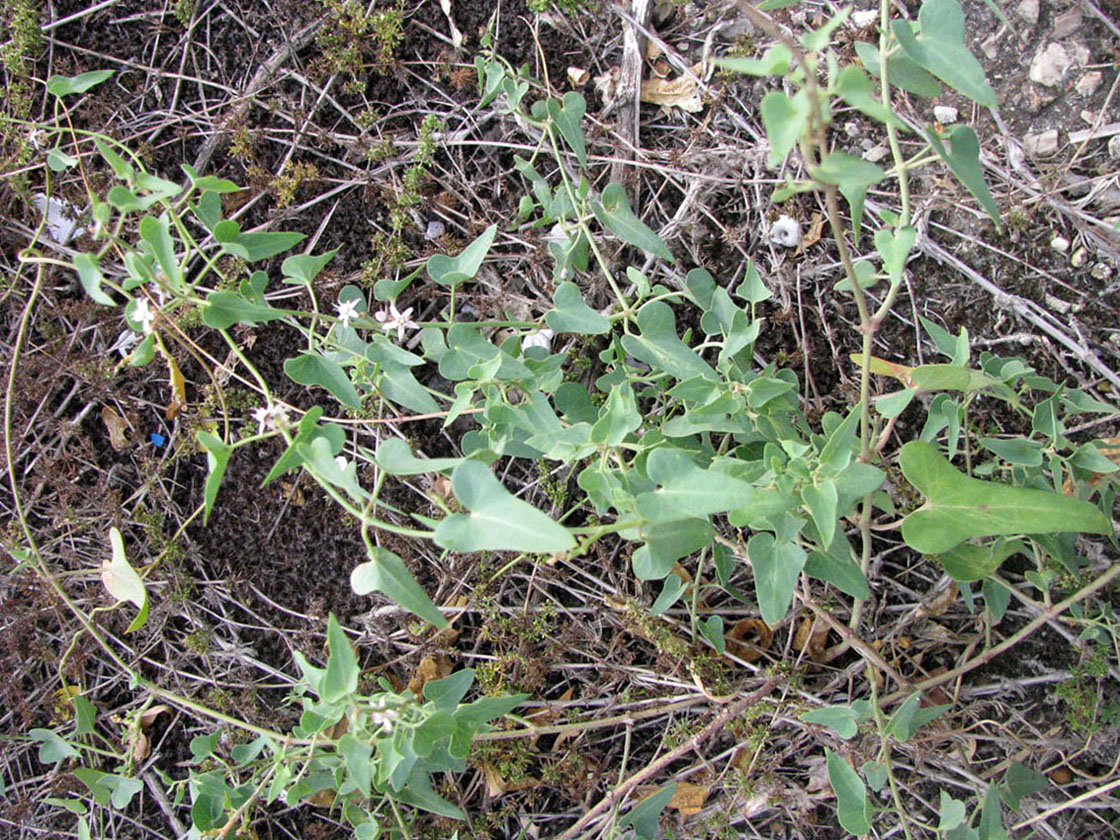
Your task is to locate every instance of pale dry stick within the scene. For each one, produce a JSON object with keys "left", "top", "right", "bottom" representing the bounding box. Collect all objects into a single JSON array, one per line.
[
  {"left": 796, "top": 587, "right": 912, "bottom": 691},
  {"left": 141, "top": 770, "right": 189, "bottom": 839},
  {"left": 880, "top": 562, "right": 1120, "bottom": 707},
  {"left": 609, "top": 0, "right": 652, "bottom": 190},
  {"left": 41, "top": 0, "right": 121, "bottom": 31},
  {"left": 1013, "top": 776, "right": 1120, "bottom": 832},
  {"left": 554, "top": 679, "right": 778, "bottom": 839}
]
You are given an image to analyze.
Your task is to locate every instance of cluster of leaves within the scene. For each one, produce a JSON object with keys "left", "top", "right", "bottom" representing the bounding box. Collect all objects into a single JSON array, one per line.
[
  {"left": 31, "top": 616, "right": 520, "bottom": 837},
  {"left": 22, "top": 0, "right": 1120, "bottom": 833}
]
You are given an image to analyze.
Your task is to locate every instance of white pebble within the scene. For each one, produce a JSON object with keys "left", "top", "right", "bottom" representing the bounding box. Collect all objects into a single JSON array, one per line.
[
  {"left": 1050, "top": 236, "right": 1070, "bottom": 252},
  {"left": 933, "top": 105, "right": 958, "bottom": 124}
]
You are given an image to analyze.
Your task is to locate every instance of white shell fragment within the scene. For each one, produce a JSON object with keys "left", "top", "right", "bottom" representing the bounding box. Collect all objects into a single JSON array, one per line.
[
  {"left": 521, "top": 328, "right": 555, "bottom": 353},
  {"left": 933, "top": 105, "right": 959, "bottom": 124},
  {"left": 424, "top": 220, "right": 445, "bottom": 240},
  {"left": 769, "top": 215, "right": 801, "bottom": 248},
  {"left": 31, "top": 194, "right": 85, "bottom": 244}
]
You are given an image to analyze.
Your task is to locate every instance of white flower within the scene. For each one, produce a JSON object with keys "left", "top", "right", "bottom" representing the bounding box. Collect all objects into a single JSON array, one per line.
[
  {"left": 251, "top": 404, "right": 289, "bottom": 434},
  {"left": 132, "top": 298, "right": 157, "bottom": 334},
  {"left": 111, "top": 328, "right": 142, "bottom": 358},
  {"left": 374, "top": 302, "right": 418, "bottom": 341},
  {"left": 335, "top": 297, "right": 361, "bottom": 328}
]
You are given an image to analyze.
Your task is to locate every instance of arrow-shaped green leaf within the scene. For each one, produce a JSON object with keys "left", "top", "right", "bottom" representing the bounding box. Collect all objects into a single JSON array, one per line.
[{"left": 900, "top": 441, "right": 1111, "bottom": 554}]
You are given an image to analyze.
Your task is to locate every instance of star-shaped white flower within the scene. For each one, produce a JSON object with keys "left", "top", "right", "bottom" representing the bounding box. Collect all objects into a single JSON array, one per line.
[
  {"left": 374, "top": 302, "right": 418, "bottom": 341},
  {"left": 335, "top": 297, "right": 361, "bottom": 328},
  {"left": 132, "top": 298, "right": 157, "bottom": 334},
  {"left": 251, "top": 404, "right": 289, "bottom": 434}
]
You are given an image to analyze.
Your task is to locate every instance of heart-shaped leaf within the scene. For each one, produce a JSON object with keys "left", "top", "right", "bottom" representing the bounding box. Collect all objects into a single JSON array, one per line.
[
  {"left": 926, "top": 125, "right": 1000, "bottom": 224},
  {"left": 351, "top": 547, "right": 446, "bottom": 627},
  {"left": 899, "top": 441, "right": 1111, "bottom": 554},
  {"left": 434, "top": 461, "right": 575, "bottom": 553},
  {"left": 545, "top": 282, "right": 610, "bottom": 334},
  {"left": 592, "top": 183, "right": 674, "bottom": 261},
  {"left": 748, "top": 532, "right": 807, "bottom": 626},
  {"left": 427, "top": 224, "right": 497, "bottom": 287},
  {"left": 892, "top": 0, "right": 997, "bottom": 108},
  {"left": 284, "top": 353, "right": 361, "bottom": 409}
]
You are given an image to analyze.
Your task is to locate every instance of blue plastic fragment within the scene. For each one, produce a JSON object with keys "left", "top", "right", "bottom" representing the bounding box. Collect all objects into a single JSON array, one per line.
[{"left": 150, "top": 433, "right": 166, "bottom": 447}]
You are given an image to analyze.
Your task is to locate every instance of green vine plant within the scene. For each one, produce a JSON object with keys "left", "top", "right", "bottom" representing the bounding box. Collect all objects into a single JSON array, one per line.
[{"left": 8, "top": 0, "right": 1119, "bottom": 834}]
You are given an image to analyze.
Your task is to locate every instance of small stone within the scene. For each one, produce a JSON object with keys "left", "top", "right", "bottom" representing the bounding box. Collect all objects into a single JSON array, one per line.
[
  {"left": 1109, "top": 135, "right": 1120, "bottom": 160},
  {"left": 424, "top": 219, "right": 445, "bottom": 240},
  {"left": 1023, "top": 129, "right": 1060, "bottom": 155},
  {"left": 1071, "top": 247, "right": 1087, "bottom": 268},
  {"left": 1081, "top": 110, "right": 1097, "bottom": 124},
  {"left": 1076, "top": 72, "right": 1103, "bottom": 96},
  {"left": 1068, "top": 42, "right": 1091, "bottom": 67},
  {"left": 1092, "top": 263, "right": 1113, "bottom": 280},
  {"left": 1051, "top": 235, "right": 1070, "bottom": 252},
  {"left": 1045, "top": 293, "right": 1072, "bottom": 313},
  {"left": 1029, "top": 43, "right": 1073, "bottom": 87},
  {"left": 982, "top": 34, "right": 1001, "bottom": 61},
  {"left": 851, "top": 9, "right": 878, "bottom": 27},
  {"left": 1052, "top": 7, "right": 1082, "bottom": 38},
  {"left": 934, "top": 105, "right": 959, "bottom": 124},
  {"left": 863, "top": 144, "right": 889, "bottom": 163},
  {"left": 1015, "top": 0, "right": 1039, "bottom": 24}
]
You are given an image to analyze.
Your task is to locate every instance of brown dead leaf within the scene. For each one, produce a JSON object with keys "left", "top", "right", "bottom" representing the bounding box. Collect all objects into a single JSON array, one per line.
[
  {"left": 432, "top": 474, "right": 454, "bottom": 501},
  {"left": 793, "top": 616, "right": 830, "bottom": 660},
  {"left": 280, "top": 481, "right": 306, "bottom": 506},
  {"left": 325, "top": 715, "right": 349, "bottom": 739},
  {"left": 851, "top": 353, "right": 915, "bottom": 385},
  {"left": 131, "top": 729, "right": 151, "bottom": 763},
  {"left": 101, "top": 406, "right": 131, "bottom": 451},
  {"left": 916, "top": 582, "right": 958, "bottom": 619},
  {"left": 222, "top": 189, "right": 253, "bottom": 215},
  {"left": 725, "top": 618, "right": 773, "bottom": 664},
  {"left": 801, "top": 212, "right": 826, "bottom": 248},
  {"left": 667, "top": 781, "right": 710, "bottom": 816},
  {"left": 1050, "top": 766, "right": 1072, "bottom": 784},
  {"left": 526, "top": 687, "right": 574, "bottom": 748},
  {"left": 156, "top": 339, "right": 188, "bottom": 420},
  {"left": 138, "top": 704, "right": 171, "bottom": 729},
  {"left": 408, "top": 653, "right": 453, "bottom": 697},
  {"left": 640, "top": 65, "right": 704, "bottom": 113},
  {"left": 306, "top": 788, "right": 336, "bottom": 807},
  {"left": 645, "top": 38, "right": 663, "bottom": 61},
  {"left": 482, "top": 760, "right": 540, "bottom": 798}
]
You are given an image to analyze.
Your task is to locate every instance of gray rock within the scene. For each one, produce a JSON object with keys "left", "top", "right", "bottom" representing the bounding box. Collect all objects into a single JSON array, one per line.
[
  {"left": 1023, "top": 129, "right": 1060, "bottom": 155},
  {"left": 1015, "top": 0, "right": 1039, "bottom": 24},
  {"left": 1029, "top": 43, "right": 1073, "bottom": 87},
  {"left": 1052, "top": 7, "right": 1082, "bottom": 38},
  {"left": 1076, "top": 72, "right": 1103, "bottom": 96}
]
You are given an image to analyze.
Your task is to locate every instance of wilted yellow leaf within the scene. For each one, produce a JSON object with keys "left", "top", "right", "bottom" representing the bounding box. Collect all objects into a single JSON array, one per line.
[
  {"left": 408, "top": 653, "right": 453, "bottom": 697},
  {"left": 640, "top": 73, "right": 702, "bottom": 113},
  {"left": 667, "top": 781, "right": 711, "bottom": 816},
  {"left": 101, "top": 406, "right": 131, "bottom": 451}
]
